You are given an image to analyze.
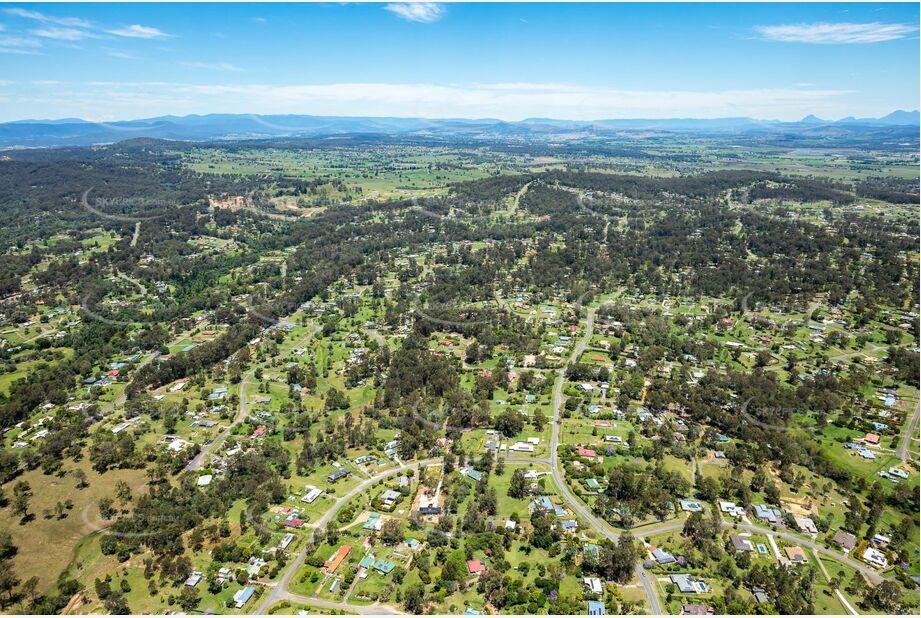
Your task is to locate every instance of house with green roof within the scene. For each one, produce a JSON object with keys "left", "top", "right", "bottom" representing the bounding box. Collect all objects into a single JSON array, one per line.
[
  {"left": 373, "top": 559, "right": 396, "bottom": 575},
  {"left": 465, "top": 468, "right": 483, "bottom": 482}
]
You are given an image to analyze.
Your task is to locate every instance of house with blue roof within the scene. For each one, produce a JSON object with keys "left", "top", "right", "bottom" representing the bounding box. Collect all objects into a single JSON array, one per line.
[
  {"left": 560, "top": 519, "right": 578, "bottom": 532},
  {"left": 465, "top": 469, "right": 483, "bottom": 482},
  {"left": 752, "top": 504, "right": 783, "bottom": 524},
  {"left": 652, "top": 547, "right": 676, "bottom": 564},
  {"left": 588, "top": 600, "right": 606, "bottom": 615},
  {"left": 233, "top": 586, "right": 255, "bottom": 608}
]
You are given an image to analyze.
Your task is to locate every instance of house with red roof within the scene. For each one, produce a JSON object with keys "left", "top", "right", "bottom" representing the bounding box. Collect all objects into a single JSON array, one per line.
[
  {"left": 577, "top": 446, "right": 596, "bottom": 459},
  {"left": 466, "top": 559, "right": 486, "bottom": 575}
]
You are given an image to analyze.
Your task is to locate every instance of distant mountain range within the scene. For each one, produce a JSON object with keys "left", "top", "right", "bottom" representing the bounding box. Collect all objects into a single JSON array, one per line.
[{"left": 0, "top": 110, "right": 917, "bottom": 149}]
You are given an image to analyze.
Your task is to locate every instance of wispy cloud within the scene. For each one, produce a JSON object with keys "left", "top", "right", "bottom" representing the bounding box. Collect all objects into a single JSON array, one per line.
[
  {"left": 182, "top": 61, "right": 244, "bottom": 72},
  {"left": 106, "top": 49, "right": 137, "bottom": 60},
  {"left": 31, "top": 27, "right": 100, "bottom": 41},
  {"left": 4, "top": 7, "right": 91, "bottom": 28},
  {"left": 385, "top": 3, "right": 445, "bottom": 24},
  {"left": 756, "top": 22, "right": 916, "bottom": 44},
  {"left": 0, "top": 34, "right": 42, "bottom": 55},
  {"left": 107, "top": 24, "right": 173, "bottom": 39}
]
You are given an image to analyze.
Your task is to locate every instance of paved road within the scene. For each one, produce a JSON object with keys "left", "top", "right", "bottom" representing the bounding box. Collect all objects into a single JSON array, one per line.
[
  {"left": 898, "top": 400, "right": 920, "bottom": 465},
  {"left": 130, "top": 221, "right": 141, "bottom": 247},
  {"left": 544, "top": 307, "right": 663, "bottom": 615},
  {"left": 185, "top": 365, "right": 257, "bottom": 472},
  {"left": 101, "top": 350, "right": 159, "bottom": 415},
  {"left": 253, "top": 458, "right": 441, "bottom": 615},
  {"left": 187, "top": 325, "right": 320, "bottom": 472},
  {"left": 732, "top": 522, "right": 885, "bottom": 585},
  {"left": 261, "top": 591, "right": 404, "bottom": 615}
]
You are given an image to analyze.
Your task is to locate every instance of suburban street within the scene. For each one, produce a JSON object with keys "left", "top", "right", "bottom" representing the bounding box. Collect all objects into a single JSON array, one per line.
[
  {"left": 546, "top": 306, "right": 664, "bottom": 614},
  {"left": 252, "top": 459, "right": 440, "bottom": 614},
  {"left": 186, "top": 324, "right": 320, "bottom": 472}
]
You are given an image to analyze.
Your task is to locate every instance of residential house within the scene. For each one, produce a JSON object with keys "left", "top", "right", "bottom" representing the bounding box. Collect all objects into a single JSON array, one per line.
[
  {"left": 324, "top": 545, "right": 352, "bottom": 574},
  {"left": 681, "top": 604, "right": 714, "bottom": 615},
  {"left": 862, "top": 547, "right": 888, "bottom": 569},
  {"left": 794, "top": 516, "right": 818, "bottom": 534},
  {"left": 652, "top": 547, "right": 676, "bottom": 564},
  {"left": 784, "top": 546, "right": 808, "bottom": 564},
  {"left": 380, "top": 489, "right": 401, "bottom": 510},
  {"left": 583, "top": 577, "right": 603, "bottom": 595},
  {"left": 372, "top": 559, "right": 396, "bottom": 575},
  {"left": 327, "top": 468, "right": 351, "bottom": 483},
  {"left": 730, "top": 535, "right": 754, "bottom": 553},
  {"left": 753, "top": 504, "right": 783, "bottom": 524},
  {"left": 233, "top": 586, "right": 255, "bottom": 608},
  {"left": 719, "top": 501, "right": 744, "bottom": 518},
  {"left": 832, "top": 531, "right": 857, "bottom": 552},
  {"left": 302, "top": 487, "right": 323, "bottom": 503},
  {"left": 671, "top": 574, "right": 706, "bottom": 594}
]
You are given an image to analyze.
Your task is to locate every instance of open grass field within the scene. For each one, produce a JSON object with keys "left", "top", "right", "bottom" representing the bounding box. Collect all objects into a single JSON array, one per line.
[
  {"left": 0, "top": 460, "right": 149, "bottom": 595},
  {"left": 181, "top": 146, "right": 513, "bottom": 201}
]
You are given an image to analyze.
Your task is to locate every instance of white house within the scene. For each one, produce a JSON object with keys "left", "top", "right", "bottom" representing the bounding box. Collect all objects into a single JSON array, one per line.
[
  {"left": 719, "top": 501, "right": 744, "bottom": 518},
  {"left": 302, "top": 487, "right": 323, "bottom": 504},
  {"left": 862, "top": 547, "right": 888, "bottom": 569},
  {"left": 583, "top": 577, "right": 603, "bottom": 595}
]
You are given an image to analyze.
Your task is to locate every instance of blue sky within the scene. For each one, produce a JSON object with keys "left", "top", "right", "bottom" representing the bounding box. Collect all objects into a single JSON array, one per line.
[{"left": 0, "top": 2, "right": 918, "bottom": 121}]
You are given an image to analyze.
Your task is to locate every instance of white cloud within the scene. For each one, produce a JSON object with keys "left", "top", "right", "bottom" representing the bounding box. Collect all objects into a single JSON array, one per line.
[
  {"left": 4, "top": 8, "right": 91, "bottom": 28},
  {"left": 106, "top": 49, "right": 137, "bottom": 60},
  {"left": 1, "top": 80, "right": 868, "bottom": 122},
  {"left": 0, "top": 34, "right": 42, "bottom": 54},
  {"left": 385, "top": 3, "right": 445, "bottom": 24},
  {"left": 107, "top": 24, "right": 173, "bottom": 39},
  {"left": 756, "top": 22, "right": 916, "bottom": 44},
  {"left": 182, "top": 61, "right": 244, "bottom": 72},
  {"left": 31, "top": 27, "right": 99, "bottom": 41}
]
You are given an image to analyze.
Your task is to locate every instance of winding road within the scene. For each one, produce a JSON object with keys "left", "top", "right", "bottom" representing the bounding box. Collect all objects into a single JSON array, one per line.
[{"left": 253, "top": 459, "right": 440, "bottom": 614}]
